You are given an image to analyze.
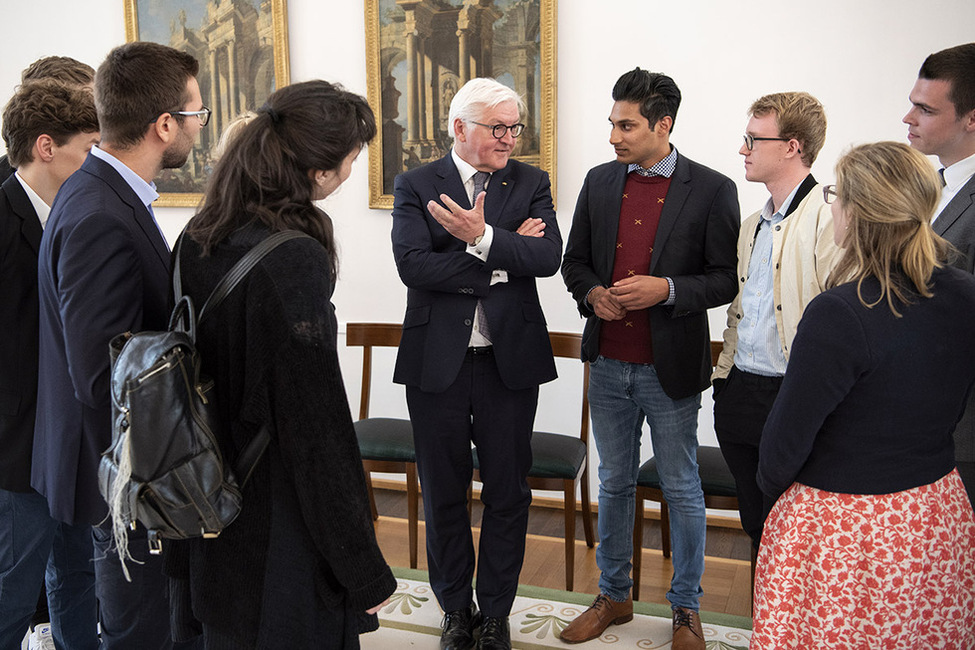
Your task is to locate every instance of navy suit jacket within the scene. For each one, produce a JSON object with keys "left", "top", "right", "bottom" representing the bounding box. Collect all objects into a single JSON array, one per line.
[
  {"left": 0, "top": 174, "right": 43, "bottom": 492},
  {"left": 936, "top": 172, "right": 975, "bottom": 463},
  {"left": 33, "top": 153, "right": 171, "bottom": 525},
  {"left": 561, "top": 152, "right": 740, "bottom": 401},
  {"left": 391, "top": 154, "right": 561, "bottom": 393}
]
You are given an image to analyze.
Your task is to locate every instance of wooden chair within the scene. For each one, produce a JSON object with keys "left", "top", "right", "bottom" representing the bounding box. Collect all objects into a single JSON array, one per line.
[
  {"left": 346, "top": 322, "right": 419, "bottom": 569},
  {"left": 472, "top": 331, "right": 595, "bottom": 590},
  {"left": 632, "top": 341, "right": 755, "bottom": 600}
]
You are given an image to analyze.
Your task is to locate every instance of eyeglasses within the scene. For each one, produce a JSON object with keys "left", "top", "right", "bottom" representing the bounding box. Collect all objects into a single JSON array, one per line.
[
  {"left": 823, "top": 184, "right": 838, "bottom": 204},
  {"left": 742, "top": 134, "right": 791, "bottom": 151},
  {"left": 150, "top": 106, "right": 211, "bottom": 127},
  {"left": 470, "top": 121, "right": 526, "bottom": 139}
]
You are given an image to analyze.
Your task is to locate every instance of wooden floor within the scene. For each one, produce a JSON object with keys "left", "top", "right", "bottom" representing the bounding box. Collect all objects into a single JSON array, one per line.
[{"left": 371, "top": 487, "right": 755, "bottom": 618}]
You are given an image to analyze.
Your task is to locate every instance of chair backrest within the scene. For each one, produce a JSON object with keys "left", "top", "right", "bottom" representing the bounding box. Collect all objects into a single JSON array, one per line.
[
  {"left": 547, "top": 331, "right": 589, "bottom": 446},
  {"left": 710, "top": 340, "right": 723, "bottom": 368},
  {"left": 346, "top": 323, "right": 402, "bottom": 420}
]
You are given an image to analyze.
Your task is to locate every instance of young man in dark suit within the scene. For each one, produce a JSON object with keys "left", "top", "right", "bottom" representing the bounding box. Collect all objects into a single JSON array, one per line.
[
  {"left": 560, "top": 69, "right": 739, "bottom": 650},
  {"left": 33, "top": 42, "right": 206, "bottom": 649},
  {"left": 0, "top": 56, "right": 95, "bottom": 184},
  {"left": 904, "top": 42, "right": 975, "bottom": 504},
  {"left": 391, "top": 77, "right": 561, "bottom": 650},
  {"left": 0, "top": 78, "right": 100, "bottom": 650}
]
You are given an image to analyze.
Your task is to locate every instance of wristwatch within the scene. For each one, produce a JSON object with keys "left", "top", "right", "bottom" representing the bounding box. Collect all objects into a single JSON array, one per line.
[{"left": 469, "top": 231, "right": 485, "bottom": 246}]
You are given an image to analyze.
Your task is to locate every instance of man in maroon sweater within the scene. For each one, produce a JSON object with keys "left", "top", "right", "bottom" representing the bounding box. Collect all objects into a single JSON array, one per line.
[{"left": 560, "top": 68, "right": 739, "bottom": 650}]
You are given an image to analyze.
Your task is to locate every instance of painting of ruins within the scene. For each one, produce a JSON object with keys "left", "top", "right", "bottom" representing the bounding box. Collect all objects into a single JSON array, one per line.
[
  {"left": 125, "top": 0, "right": 291, "bottom": 206},
  {"left": 365, "top": 0, "right": 557, "bottom": 209}
]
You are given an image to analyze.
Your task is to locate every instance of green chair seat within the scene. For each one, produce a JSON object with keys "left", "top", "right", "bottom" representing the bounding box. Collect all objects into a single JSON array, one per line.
[
  {"left": 355, "top": 417, "right": 415, "bottom": 463},
  {"left": 473, "top": 431, "right": 586, "bottom": 480},
  {"left": 637, "top": 446, "right": 737, "bottom": 497}
]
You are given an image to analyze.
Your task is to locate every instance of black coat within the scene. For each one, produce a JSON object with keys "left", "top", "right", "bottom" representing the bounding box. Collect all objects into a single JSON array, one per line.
[{"left": 167, "top": 225, "right": 395, "bottom": 645}]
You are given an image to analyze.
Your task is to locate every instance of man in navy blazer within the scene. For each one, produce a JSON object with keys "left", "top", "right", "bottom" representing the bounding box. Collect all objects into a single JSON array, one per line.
[
  {"left": 0, "top": 78, "right": 100, "bottom": 650},
  {"left": 33, "top": 42, "right": 206, "bottom": 649},
  {"left": 560, "top": 69, "right": 739, "bottom": 650},
  {"left": 392, "top": 77, "right": 560, "bottom": 650},
  {"left": 904, "top": 42, "right": 975, "bottom": 504}
]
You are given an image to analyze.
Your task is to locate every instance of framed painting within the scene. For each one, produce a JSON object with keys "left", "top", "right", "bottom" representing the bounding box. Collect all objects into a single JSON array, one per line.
[
  {"left": 365, "top": 0, "right": 557, "bottom": 210},
  {"left": 124, "top": 0, "right": 291, "bottom": 207}
]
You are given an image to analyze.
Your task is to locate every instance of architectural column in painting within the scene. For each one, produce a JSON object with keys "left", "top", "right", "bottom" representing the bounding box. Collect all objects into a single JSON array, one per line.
[
  {"left": 456, "top": 6, "right": 472, "bottom": 84},
  {"left": 404, "top": 28, "right": 420, "bottom": 143},
  {"left": 227, "top": 40, "right": 239, "bottom": 119},
  {"left": 208, "top": 47, "right": 221, "bottom": 134}
]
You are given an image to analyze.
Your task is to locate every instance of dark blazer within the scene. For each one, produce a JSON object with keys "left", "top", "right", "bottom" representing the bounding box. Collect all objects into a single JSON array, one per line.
[
  {"left": 0, "top": 174, "right": 43, "bottom": 492},
  {"left": 936, "top": 172, "right": 975, "bottom": 463},
  {"left": 33, "top": 153, "right": 172, "bottom": 526},
  {"left": 391, "top": 154, "right": 561, "bottom": 393},
  {"left": 562, "top": 152, "right": 740, "bottom": 401}
]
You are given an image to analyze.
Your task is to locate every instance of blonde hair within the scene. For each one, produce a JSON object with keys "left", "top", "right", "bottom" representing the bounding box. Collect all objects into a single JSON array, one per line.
[
  {"left": 749, "top": 91, "right": 827, "bottom": 167},
  {"left": 213, "top": 110, "right": 257, "bottom": 160},
  {"left": 827, "top": 141, "right": 948, "bottom": 316}
]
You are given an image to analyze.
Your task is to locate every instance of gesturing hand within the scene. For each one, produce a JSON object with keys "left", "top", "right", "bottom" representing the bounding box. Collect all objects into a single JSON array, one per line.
[{"left": 427, "top": 191, "right": 487, "bottom": 244}]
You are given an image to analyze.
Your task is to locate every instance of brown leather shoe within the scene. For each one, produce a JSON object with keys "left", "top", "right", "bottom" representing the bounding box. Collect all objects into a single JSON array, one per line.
[
  {"left": 558, "top": 594, "right": 633, "bottom": 644},
  {"left": 671, "top": 606, "right": 705, "bottom": 650}
]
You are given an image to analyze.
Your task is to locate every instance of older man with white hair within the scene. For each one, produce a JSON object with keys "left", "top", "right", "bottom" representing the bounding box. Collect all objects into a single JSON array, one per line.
[{"left": 391, "top": 77, "right": 562, "bottom": 650}]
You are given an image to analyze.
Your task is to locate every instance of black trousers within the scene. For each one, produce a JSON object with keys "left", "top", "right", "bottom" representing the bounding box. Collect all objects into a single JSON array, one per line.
[
  {"left": 406, "top": 348, "right": 538, "bottom": 618},
  {"left": 713, "top": 365, "right": 783, "bottom": 550},
  {"left": 957, "top": 460, "right": 975, "bottom": 508}
]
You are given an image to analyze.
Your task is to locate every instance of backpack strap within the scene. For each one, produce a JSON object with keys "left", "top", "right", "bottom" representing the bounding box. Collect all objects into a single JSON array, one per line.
[
  {"left": 199, "top": 230, "right": 310, "bottom": 325},
  {"left": 235, "top": 426, "right": 271, "bottom": 487}
]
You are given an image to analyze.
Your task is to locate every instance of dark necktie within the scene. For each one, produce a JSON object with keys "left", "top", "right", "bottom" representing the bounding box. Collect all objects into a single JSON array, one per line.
[
  {"left": 471, "top": 171, "right": 491, "bottom": 341},
  {"left": 939, "top": 168, "right": 947, "bottom": 187},
  {"left": 472, "top": 171, "right": 489, "bottom": 201}
]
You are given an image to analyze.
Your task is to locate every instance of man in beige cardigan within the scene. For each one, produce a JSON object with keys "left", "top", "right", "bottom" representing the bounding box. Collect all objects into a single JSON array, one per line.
[{"left": 712, "top": 92, "right": 838, "bottom": 551}]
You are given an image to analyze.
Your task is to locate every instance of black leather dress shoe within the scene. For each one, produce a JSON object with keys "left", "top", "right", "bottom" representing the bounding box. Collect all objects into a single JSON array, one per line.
[
  {"left": 440, "top": 603, "right": 480, "bottom": 650},
  {"left": 477, "top": 616, "right": 511, "bottom": 650}
]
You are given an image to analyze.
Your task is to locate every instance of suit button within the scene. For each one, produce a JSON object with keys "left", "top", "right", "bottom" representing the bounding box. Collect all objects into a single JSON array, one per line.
[{"left": 464, "top": 319, "right": 472, "bottom": 326}]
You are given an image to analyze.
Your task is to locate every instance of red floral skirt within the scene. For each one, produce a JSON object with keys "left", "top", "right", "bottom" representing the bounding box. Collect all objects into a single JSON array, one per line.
[{"left": 751, "top": 470, "right": 975, "bottom": 649}]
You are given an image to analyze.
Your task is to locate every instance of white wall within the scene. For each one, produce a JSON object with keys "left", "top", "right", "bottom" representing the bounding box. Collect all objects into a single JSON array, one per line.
[{"left": 5, "top": 0, "right": 975, "bottom": 503}]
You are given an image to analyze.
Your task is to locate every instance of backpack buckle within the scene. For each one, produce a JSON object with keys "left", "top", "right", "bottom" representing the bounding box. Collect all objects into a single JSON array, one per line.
[{"left": 147, "top": 530, "right": 163, "bottom": 555}]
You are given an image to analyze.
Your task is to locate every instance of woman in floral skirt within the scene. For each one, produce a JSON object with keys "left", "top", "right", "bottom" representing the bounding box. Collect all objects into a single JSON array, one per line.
[{"left": 752, "top": 141, "right": 975, "bottom": 649}]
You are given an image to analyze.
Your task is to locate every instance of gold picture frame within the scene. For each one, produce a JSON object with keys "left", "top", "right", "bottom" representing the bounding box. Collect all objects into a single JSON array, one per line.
[
  {"left": 124, "top": 0, "right": 291, "bottom": 207},
  {"left": 365, "top": 0, "right": 557, "bottom": 210}
]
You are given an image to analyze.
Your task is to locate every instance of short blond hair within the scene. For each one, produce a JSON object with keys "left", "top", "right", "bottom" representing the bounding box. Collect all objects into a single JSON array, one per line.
[
  {"left": 749, "top": 92, "right": 827, "bottom": 167},
  {"left": 828, "top": 141, "right": 948, "bottom": 316}
]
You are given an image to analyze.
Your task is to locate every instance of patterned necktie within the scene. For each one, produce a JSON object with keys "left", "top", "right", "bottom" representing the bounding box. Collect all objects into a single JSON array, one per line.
[
  {"left": 471, "top": 171, "right": 491, "bottom": 342},
  {"left": 472, "top": 171, "right": 489, "bottom": 202}
]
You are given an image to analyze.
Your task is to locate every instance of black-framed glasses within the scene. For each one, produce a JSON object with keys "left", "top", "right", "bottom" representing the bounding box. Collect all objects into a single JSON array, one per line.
[
  {"left": 742, "top": 133, "right": 790, "bottom": 151},
  {"left": 823, "top": 184, "right": 838, "bottom": 205},
  {"left": 470, "top": 121, "right": 525, "bottom": 139},
  {"left": 150, "top": 106, "right": 211, "bottom": 126}
]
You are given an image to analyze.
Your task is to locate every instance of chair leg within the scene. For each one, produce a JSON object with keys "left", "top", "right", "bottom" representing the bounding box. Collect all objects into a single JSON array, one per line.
[
  {"left": 364, "top": 471, "right": 379, "bottom": 521},
  {"left": 564, "top": 480, "right": 576, "bottom": 592},
  {"left": 406, "top": 463, "right": 419, "bottom": 569},
  {"left": 660, "top": 498, "right": 672, "bottom": 559},
  {"left": 632, "top": 488, "right": 644, "bottom": 602},
  {"left": 581, "top": 473, "right": 595, "bottom": 548}
]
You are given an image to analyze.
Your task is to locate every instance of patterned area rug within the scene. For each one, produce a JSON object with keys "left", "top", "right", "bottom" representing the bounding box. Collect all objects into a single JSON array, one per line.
[{"left": 363, "top": 568, "right": 752, "bottom": 649}]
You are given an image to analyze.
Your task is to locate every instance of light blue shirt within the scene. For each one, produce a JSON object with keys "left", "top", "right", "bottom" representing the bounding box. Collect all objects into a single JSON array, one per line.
[
  {"left": 89, "top": 145, "right": 169, "bottom": 249},
  {"left": 734, "top": 182, "right": 802, "bottom": 376}
]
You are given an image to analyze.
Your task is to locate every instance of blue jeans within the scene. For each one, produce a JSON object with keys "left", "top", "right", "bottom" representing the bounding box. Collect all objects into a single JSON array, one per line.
[
  {"left": 0, "top": 488, "right": 97, "bottom": 650},
  {"left": 588, "top": 357, "right": 705, "bottom": 610}
]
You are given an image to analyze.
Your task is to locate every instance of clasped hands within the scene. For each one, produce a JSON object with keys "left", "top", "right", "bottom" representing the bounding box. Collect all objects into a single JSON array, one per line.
[
  {"left": 426, "top": 191, "right": 545, "bottom": 243},
  {"left": 590, "top": 276, "right": 670, "bottom": 321}
]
